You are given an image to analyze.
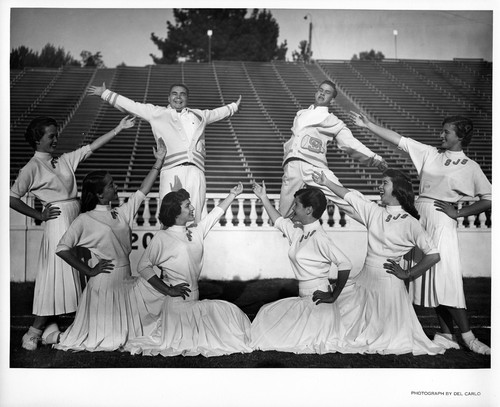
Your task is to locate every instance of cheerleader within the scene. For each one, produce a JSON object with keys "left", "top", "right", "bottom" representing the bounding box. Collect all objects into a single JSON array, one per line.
[
  {"left": 10, "top": 115, "right": 135, "bottom": 350},
  {"left": 349, "top": 113, "right": 491, "bottom": 355},
  {"left": 124, "top": 184, "right": 252, "bottom": 357},
  {"left": 43, "top": 139, "right": 170, "bottom": 351},
  {"left": 312, "top": 169, "right": 444, "bottom": 355},
  {"left": 279, "top": 80, "right": 387, "bottom": 224},
  {"left": 250, "top": 182, "right": 352, "bottom": 354}
]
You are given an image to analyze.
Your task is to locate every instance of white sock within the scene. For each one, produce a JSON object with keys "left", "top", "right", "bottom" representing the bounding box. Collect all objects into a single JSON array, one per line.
[
  {"left": 27, "top": 326, "right": 42, "bottom": 338},
  {"left": 461, "top": 330, "right": 475, "bottom": 344},
  {"left": 440, "top": 333, "right": 453, "bottom": 340},
  {"left": 45, "top": 331, "right": 61, "bottom": 344}
]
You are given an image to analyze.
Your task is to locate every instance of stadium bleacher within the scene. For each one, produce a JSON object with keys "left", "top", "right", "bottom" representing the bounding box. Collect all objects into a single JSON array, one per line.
[{"left": 10, "top": 59, "right": 492, "bottom": 197}]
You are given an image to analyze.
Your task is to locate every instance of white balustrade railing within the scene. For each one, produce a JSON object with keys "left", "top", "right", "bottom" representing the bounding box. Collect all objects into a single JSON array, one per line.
[{"left": 23, "top": 193, "right": 491, "bottom": 230}]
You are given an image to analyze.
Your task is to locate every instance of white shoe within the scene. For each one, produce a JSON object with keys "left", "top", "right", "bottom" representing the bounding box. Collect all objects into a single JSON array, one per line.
[
  {"left": 41, "top": 323, "right": 61, "bottom": 345},
  {"left": 433, "top": 333, "right": 460, "bottom": 350},
  {"left": 21, "top": 331, "right": 40, "bottom": 351},
  {"left": 466, "top": 338, "right": 491, "bottom": 355}
]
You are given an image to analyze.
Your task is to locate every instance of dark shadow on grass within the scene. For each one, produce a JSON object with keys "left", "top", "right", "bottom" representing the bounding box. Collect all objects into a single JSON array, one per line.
[{"left": 10, "top": 279, "right": 492, "bottom": 369}]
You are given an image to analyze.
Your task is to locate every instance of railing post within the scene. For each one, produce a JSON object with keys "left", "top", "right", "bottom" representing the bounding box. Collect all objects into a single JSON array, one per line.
[
  {"left": 249, "top": 198, "right": 258, "bottom": 227},
  {"left": 225, "top": 201, "right": 234, "bottom": 228},
  {"left": 478, "top": 212, "right": 487, "bottom": 228},
  {"left": 261, "top": 202, "right": 270, "bottom": 227},
  {"left": 457, "top": 202, "right": 465, "bottom": 229},
  {"left": 321, "top": 207, "right": 330, "bottom": 228},
  {"left": 332, "top": 205, "right": 342, "bottom": 228},
  {"left": 237, "top": 198, "right": 245, "bottom": 227}
]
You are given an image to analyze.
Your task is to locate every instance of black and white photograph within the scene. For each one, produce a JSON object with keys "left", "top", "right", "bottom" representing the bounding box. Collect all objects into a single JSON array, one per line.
[{"left": 2, "top": 0, "right": 497, "bottom": 406}]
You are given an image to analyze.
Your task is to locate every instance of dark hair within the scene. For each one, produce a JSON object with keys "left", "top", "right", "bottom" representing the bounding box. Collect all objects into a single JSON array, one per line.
[
  {"left": 81, "top": 171, "right": 109, "bottom": 213},
  {"left": 442, "top": 116, "right": 474, "bottom": 147},
  {"left": 293, "top": 187, "right": 327, "bottom": 219},
  {"left": 24, "top": 117, "right": 58, "bottom": 150},
  {"left": 319, "top": 80, "right": 338, "bottom": 99},
  {"left": 169, "top": 83, "right": 190, "bottom": 96},
  {"left": 383, "top": 169, "right": 419, "bottom": 220},
  {"left": 159, "top": 188, "right": 191, "bottom": 228}
]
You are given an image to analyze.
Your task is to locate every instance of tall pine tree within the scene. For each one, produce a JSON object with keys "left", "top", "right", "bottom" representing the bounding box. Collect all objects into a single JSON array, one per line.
[{"left": 150, "top": 9, "right": 288, "bottom": 63}]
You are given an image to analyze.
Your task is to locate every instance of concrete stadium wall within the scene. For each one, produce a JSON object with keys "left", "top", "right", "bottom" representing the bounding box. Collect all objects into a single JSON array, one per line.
[{"left": 10, "top": 213, "right": 492, "bottom": 282}]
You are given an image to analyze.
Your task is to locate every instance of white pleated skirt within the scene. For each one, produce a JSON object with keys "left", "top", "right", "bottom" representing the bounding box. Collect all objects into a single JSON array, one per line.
[
  {"left": 125, "top": 288, "right": 253, "bottom": 357},
  {"left": 335, "top": 260, "right": 444, "bottom": 355},
  {"left": 33, "top": 199, "right": 82, "bottom": 316},
  {"left": 250, "top": 279, "right": 345, "bottom": 354},
  {"left": 55, "top": 265, "right": 165, "bottom": 352},
  {"left": 409, "top": 200, "right": 467, "bottom": 308}
]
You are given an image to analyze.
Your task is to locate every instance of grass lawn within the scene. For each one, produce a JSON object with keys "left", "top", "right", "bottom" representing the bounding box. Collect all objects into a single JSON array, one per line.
[{"left": 10, "top": 278, "right": 491, "bottom": 369}]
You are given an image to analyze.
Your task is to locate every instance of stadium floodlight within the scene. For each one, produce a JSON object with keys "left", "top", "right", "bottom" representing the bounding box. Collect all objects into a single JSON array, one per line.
[
  {"left": 393, "top": 29, "right": 398, "bottom": 59},
  {"left": 207, "top": 30, "right": 213, "bottom": 63},
  {"left": 304, "top": 14, "right": 313, "bottom": 62}
]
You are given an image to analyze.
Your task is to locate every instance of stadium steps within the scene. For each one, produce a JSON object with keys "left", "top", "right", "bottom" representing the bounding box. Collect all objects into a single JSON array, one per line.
[{"left": 10, "top": 60, "right": 492, "bottom": 192}]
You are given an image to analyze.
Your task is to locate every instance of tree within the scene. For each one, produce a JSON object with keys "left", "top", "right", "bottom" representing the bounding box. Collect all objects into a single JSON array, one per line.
[
  {"left": 10, "top": 46, "right": 38, "bottom": 68},
  {"left": 10, "top": 43, "right": 80, "bottom": 69},
  {"left": 151, "top": 8, "right": 288, "bottom": 63},
  {"left": 351, "top": 49, "right": 385, "bottom": 61},
  {"left": 80, "top": 50, "right": 106, "bottom": 68},
  {"left": 292, "top": 40, "right": 311, "bottom": 63}
]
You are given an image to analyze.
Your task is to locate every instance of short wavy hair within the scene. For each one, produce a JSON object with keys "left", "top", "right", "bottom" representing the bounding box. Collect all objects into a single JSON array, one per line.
[
  {"left": 24, "top": 116, "right": 58, "bottom": 150},
  {"left": 442, "top": 116, "right": 474, "bottom": 147},
  {"left": 158, "top": 188, "right": 191, "bottom": 228},
  {"left": 81, "top": 171, "right": 109, "bottom": 213},
  {"left": 319, "top": 80, "right": 338, "bottom": 99},
  {"left": 293, "top": 187, "right": 327, "bottom": 219}
]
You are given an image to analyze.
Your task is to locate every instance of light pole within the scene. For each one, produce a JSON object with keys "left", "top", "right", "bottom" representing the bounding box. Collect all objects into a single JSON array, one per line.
[
  {"left": 393, "top": 29, "right": 398, "bottom": 59},
  {"left": 207, "top": 29, "right": 213, "bottom": 63},
  {"left": 304, "top": 14, "right": 313, "bottom": 62}
]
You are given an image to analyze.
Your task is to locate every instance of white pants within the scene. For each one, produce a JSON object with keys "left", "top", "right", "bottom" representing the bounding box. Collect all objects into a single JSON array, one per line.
[
  {"left": 159, "top": 165, "right": 207, "bottom": 223},
  {"left": 279, "top": 160, "right": 364, "bottom": 224}
]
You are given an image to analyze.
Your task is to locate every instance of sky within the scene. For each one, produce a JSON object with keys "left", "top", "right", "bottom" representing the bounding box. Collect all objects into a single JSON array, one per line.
[
  {"left": 6, "top": 5, "right": 493, "bottom": 67},
  {"left": 1, "top": 1, "right": 499, "bottom": 406}
]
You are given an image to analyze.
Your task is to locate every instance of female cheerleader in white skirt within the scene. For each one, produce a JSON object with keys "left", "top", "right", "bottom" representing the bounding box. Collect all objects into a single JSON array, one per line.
[
  {"left": 312, "top": 169, "right": 444, "bottom": 355},
  {"left": 10, "top": 115, "right": 135, "bottom": 350},
  {"left": 124, "top": 184, "right": 252, "bottom": 357},
  {"left": 43, "top": 140, "right": 171, "bottom": 351},
  {"left": 250, "top": 182, "right": 352, "bottom": 354},
  {"left": 349, "top": 112, "right": 491, "bottom": 355}
]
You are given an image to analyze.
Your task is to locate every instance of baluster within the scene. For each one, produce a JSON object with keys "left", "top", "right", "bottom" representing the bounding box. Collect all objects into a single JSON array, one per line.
[
  {"left": 142, "top": 197, "right": 151, "bottom": 227},
  {"left": 261, "top": 204, "right": 270, "bottom": 227},
  {"left": 321, "top": 206, "right": 330, "bottom": 228},
  {"left": 478, "top": 211, "right": 487, "bottom": 229},
  {"left": 212, "top": 198, "right": 221, "bottom": 226},
  {"left": 273, "top": 199, "right": 280, "bottom": 212},
  {"left": 332, "top": 205, "right": 342, "bottom": 228},
  {"left": 457, "top": 202, "right": 465, "bottom": 229},
  {"left": 225, "top": 201, "right": 234, "bottom": 228},
  {"left": 237, "top": 198, "right": 245, "bottom": 227},
  {"left": 249, "top": 198, "right": 258, "bottom": 227}
]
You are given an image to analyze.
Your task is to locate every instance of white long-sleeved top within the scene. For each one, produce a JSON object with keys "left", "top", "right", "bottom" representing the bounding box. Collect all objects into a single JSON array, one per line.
[
  {"left": 137, "top": 207, "right": 224, "bottom": 287},
  {"left": 274, "top": 217, "right": 352, "bottom": 282},
  {"left": 398, "top": 137, "right": 492, "bottom": 202},
  {"left": 56, "top": 191, "right": 145, "bottom": 266},
  {"left": 10, "top": 146, "right": 92, "bottom": 205},
  {"left": 101, "top": 89, "right": 238, "bottom": 171},
  {"left": 344, "top": 191, "right": 439, "bottom": 264},
  {"left": 283, "top": 105, "right": 383, "bottom": 169}
]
